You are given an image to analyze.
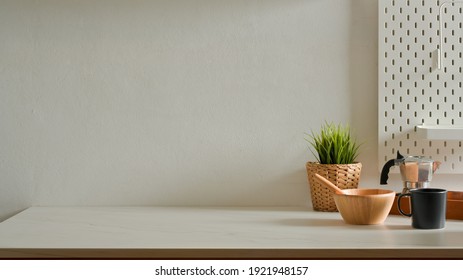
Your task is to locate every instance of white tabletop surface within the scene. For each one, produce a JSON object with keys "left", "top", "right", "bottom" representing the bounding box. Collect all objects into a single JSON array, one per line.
[{"left": 1, "top": 206, "right": 463, "bottom": 251}]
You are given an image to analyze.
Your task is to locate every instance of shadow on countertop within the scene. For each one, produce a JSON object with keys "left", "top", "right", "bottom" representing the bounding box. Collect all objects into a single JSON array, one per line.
[{"left": 276, "top": 217, "right": 413, "bottom": 230}]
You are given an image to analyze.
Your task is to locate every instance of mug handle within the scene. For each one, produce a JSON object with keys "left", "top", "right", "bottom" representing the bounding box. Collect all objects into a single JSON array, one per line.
[{"left": 398, "top": 193, "right": 412, "bottom": 217}]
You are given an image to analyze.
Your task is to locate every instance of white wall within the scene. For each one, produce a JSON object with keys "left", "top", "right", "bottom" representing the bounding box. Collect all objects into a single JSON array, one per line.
[{"left": 0, "top": 0, "right": 380, "bottom": 221}]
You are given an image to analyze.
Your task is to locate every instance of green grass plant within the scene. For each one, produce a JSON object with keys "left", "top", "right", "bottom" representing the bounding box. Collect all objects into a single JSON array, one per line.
[{"left": 305, "top": 122, "right": 360, "bottom": 164}]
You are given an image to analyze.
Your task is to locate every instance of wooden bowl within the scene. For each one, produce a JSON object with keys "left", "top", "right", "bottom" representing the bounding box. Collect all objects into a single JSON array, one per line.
[{"left": 333, "top": 189, "right": 395, "bottom": 225}]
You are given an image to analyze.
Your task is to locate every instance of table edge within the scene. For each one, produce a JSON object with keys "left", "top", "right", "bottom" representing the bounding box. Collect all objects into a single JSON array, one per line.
[{"left": 1, "top": 248, "right": 463, "bottom": 259}]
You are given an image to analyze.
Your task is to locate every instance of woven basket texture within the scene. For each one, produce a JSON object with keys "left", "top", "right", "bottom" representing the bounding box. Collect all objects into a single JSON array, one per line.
[{"left": 306, "top": 162, "right": 362, "bottom": 212}]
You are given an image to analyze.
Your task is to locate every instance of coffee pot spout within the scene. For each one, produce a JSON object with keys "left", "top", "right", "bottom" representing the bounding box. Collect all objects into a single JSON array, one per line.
[{"left": 433, "top": 161, "right": 442, "bottom": 173}]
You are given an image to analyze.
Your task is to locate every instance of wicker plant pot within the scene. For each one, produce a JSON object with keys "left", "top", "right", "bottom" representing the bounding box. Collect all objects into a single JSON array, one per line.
[{"left": 306, "top": 162, "right": 362, "bottom": 212}]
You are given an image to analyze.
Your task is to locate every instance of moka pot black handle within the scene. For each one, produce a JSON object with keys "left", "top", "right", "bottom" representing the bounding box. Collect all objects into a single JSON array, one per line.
[
  {"left": 380, "top": 158, "right": 396, "bottom": 185},
  {"left": 380, "top": 151, "right": 404, "bottom": 185}
]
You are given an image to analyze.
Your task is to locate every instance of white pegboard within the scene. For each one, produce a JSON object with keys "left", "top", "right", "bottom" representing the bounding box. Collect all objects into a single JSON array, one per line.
[{"left": 379, "top": 0, "right": 463, "bottom": 173}]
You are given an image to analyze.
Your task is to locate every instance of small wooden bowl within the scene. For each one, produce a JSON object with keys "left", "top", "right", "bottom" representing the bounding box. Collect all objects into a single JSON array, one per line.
[{"left": 333, "top": 189, "right": 396, "bottom": 225}]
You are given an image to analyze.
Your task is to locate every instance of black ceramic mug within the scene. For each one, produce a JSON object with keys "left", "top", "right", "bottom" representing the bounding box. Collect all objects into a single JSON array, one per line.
[{"left": 398, "top": 188, "right": 447, "bottom": 229}]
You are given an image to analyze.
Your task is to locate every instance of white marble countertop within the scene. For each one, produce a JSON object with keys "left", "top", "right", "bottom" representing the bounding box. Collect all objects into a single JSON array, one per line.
[{"left": 1, "top": 206, "right": 463, "bottom": 258}]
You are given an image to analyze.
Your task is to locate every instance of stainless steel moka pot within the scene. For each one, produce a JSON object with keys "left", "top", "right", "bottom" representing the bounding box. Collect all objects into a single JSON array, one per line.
[{"left": 380, "top": 151, "right": 441, "bottom": 194}]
